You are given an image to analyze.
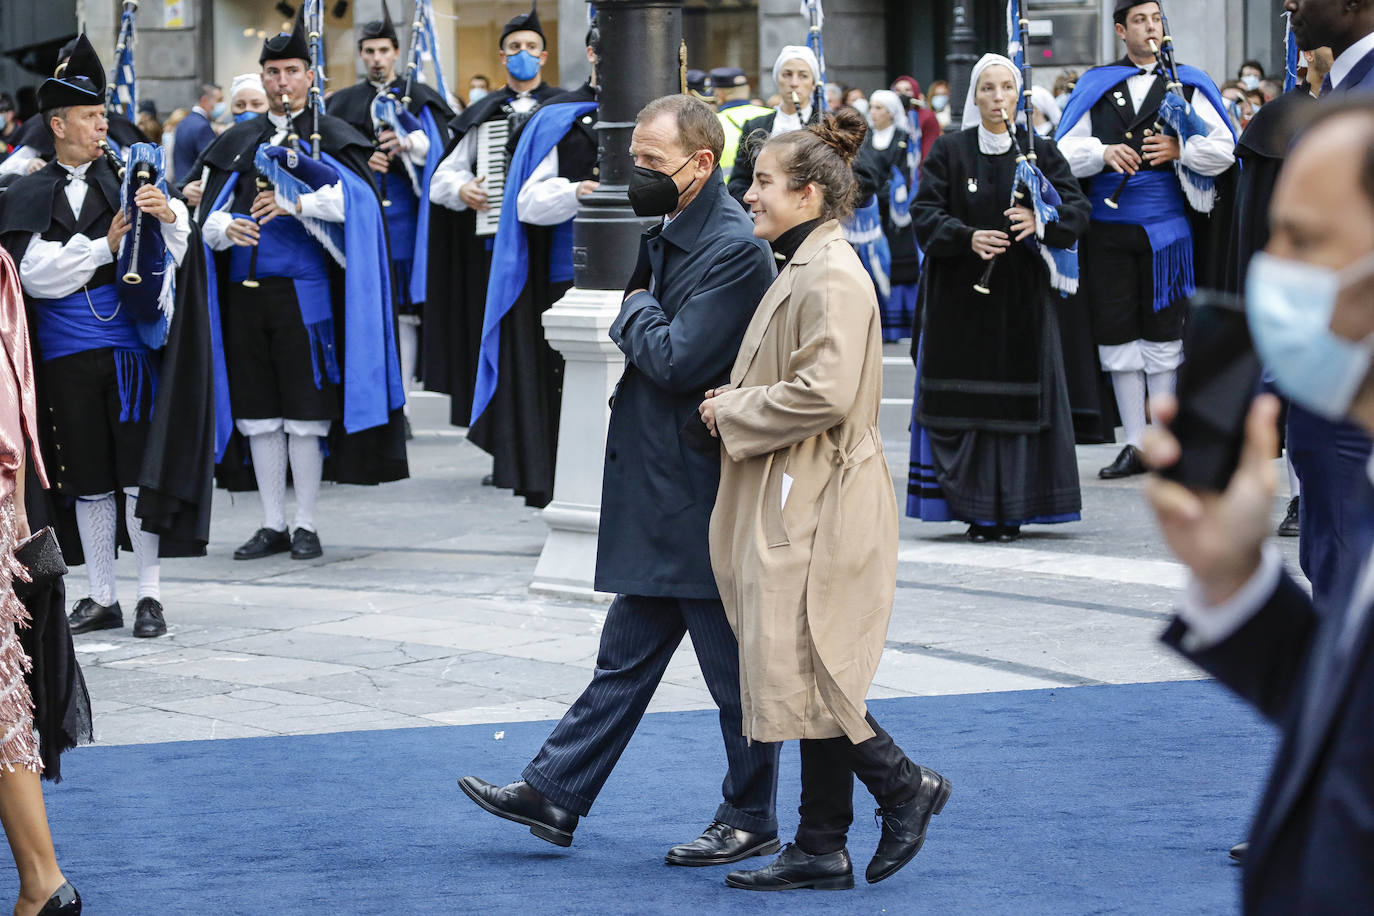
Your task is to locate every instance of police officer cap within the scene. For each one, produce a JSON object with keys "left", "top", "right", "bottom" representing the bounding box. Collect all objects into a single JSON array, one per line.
[
  {"left": 687, "top": 69, "right": 713, "bottom": 98},
  {"left": 710, "top": 67, "right": 748, "bottom": 89}
]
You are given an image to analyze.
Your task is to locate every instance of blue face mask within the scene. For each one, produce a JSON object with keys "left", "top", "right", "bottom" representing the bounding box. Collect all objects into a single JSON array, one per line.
[
  {"left": 505, "top": 50, "right": 541, "bottom": 82},
  {"left": 211, "top": 101, "right": 228, "bottom": 121},
  {"left": 234, "top": 111, "right": 258, "bottom": 123},
  {"left": 930, "top": 94, "right": 948, "bottom": 112},
  {"left": 1246, "top": 252, "right": 1374, "bottom": 421}
]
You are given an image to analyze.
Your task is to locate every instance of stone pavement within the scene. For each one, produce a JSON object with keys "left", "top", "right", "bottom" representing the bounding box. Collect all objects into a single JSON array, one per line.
[{"left": 77, "top": 346, "right": 1302, "bottom": 746}]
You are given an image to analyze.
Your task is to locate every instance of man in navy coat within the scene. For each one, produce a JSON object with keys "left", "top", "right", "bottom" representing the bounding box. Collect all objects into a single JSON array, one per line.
[
  {"left": 1145, "top": 103, "right": 1374, "bottom": 913},
  {"left": 172, "top": 82, "right": 222, "bottom": 181},
  {"left": 1285, "top": 0, "right": 1374, "bottom": 609},
  {"left": 459, "top": 95, "right": 782, "bottom": 867}
]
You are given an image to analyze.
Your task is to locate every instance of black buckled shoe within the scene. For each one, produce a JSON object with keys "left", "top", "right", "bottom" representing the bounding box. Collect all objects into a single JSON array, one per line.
[
  {"left": 67, "top": 598, "right": 122, "bottom": 634},
  {"left": 665, "top": 820, "right": 781, "bottom": 867},
  {"left": 132, "top": 598, "right": 167, "bottom": 638},
  {"left": 1098, "top": 445, "right": 1147, "bottom": 480},
  {"left": 1278, "top": 497, "right": 1300, "bottom": 537},
  {"left": 866, "top": 766, "right": 953, "bottom": 884},
  {"left": 38, "top": 880, "right": 80, "bottom": 914},
  {"left": 966, "top": 524, "right": 997, "bottom": 543},
  {"left": 1229, "top": 841, "right": 1247, "bottom": 864},
  {"left": 725, "top": 843, "right": 854, "bottom": 891},
  {"left": 233, "top": 528, "right": 290, "bottom": 561},
  {"left": 290, "top": 528, "right": 323, "bottom": 560},
  {"left": 458, "top": 777, "right": 578, "bottom": 847}
]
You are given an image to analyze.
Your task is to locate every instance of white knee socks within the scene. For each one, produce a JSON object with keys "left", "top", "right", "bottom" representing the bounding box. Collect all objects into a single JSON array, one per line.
[
  {"left": 123, "top": 488, "right": 161, "bottom": 602},
  {"left": 1287, "top": 452, "right": 1301, "bottom": 499},
  {"left": 398, "top": 316, "right": 420, "bottom": 394},
  {"left": 1110, "top": 370, "right": 1148, "bottom": 449},
  {"left": 287, "top": 434, "right": 323, "bottom": 533},
  {"left": 74, "top": 493, "right": 117, "bottom": 606},
  {"left": 248, "top": 430, "right": 289, "bottom": 532},
  {"left": 1145, "top": 370, "right": 1175, "bottom": 403}
]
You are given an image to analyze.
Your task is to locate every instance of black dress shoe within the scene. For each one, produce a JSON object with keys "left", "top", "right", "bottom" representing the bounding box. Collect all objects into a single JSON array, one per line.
[
  {"left": 725, "top": 843, "right": 854, "bottom": 891},
  {"left": 1278, "top": 497, "right": 1300, "bottom": 537},
  {"left": 866, "top": 765, "right": 953, "bottom": 884},
  {"left": 67, "top": 598, "right": 122, "bottom": 634},
  {"left": 39, "top": 880, "right": 80, "bottom": 914},
  {"left": 132, "top": 598, "right": 166, "bottom": 638},
  {"left": 290, "top": 528, "right": 323, "bottom": 560},
  {"left": 233, "top": 528, "right": 290, "bottom": 560},
  {"left": 665, "top": 820, "right": 781, "bottom": 867},
  {"left": 996, "top": 525, "right": 1021, "bottom": 543},
  {"left": 1098, "top": 445, "right": 1147, "bottom": 480},
  {"left": 404, "top": 416, "right": 414, "bottom": 440},
  {"left": 1229, "top": 841, "right": 1247, "bottom": 864},
  {"left": 458, "top": 777, "right": 578, "bottom": 847},
  {"left": 481, "top": 474, "right": 495, "bottom": 487},
  {"left": 966, "top": 524, "right": 997, "bottom": 543}
]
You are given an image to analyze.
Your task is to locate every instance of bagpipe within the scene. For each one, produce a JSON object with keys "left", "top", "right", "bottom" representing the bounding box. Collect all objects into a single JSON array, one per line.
[
  {"left": 304, "top": 0, "right": 328, "bottom": 161},
  {"left": 241, "top": 97, "right": 306, "bottom": 289},
  {"left": 107, "top": 0, "right": 139, "bottom": 120},
  {"left": 975, "top": 0, "right": 1077, "bottom": 297},
  {"left": 115, "top": 143, "right": 175, "bottom": 338},
  {"left": 370, "top": 91, "right": 428, "bottom": 206},
  {"left": 252, "top": 143, "right": 347, "bottom": 266},
  {"left": 1102, "top": 3, "right": 1217, "bottom": 212},
  {"left": 802, "top": 0, "right": 827, "bottom": 125},
  {"left": 402, "top": 0, "right": 451, "bottom": 107}
]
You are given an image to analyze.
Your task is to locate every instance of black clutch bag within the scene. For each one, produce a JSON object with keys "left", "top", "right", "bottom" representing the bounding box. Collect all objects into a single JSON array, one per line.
[{"left": 13, "top": 527, "right": 67, "bottom": 601}]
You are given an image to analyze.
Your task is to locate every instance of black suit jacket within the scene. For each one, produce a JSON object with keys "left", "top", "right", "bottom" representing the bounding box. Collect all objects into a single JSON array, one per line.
[
  {"left": 596, "top": 169, "right": 774, "bottom": 599},
  {"left": 1163, "top": 554, "right": 1374, "bottom": 914}
]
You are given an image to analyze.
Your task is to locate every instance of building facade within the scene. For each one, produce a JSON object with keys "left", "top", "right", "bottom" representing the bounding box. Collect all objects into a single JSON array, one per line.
[{"left": 1, "top": 1, "right": 1290, "bottom": 120}]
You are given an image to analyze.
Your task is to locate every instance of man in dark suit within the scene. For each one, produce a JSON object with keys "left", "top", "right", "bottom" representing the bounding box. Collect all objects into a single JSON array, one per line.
[
  {"left": 1144, "top": 101, "right": 1374, "bottom": 913},
  {"left": 172, "top": 82, "right": 222, "bottom": 182},
  {"left": 459, "top": 95, "right": 782, "bottom": 867}
]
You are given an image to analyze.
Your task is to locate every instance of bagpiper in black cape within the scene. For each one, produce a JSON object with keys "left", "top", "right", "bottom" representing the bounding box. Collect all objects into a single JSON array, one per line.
[
  {"left": 468, "top": 81, "right": 598, "bottom": 508},
  {"left": 193, "top": 108, "right": 410, "bottom": 489},
  {"left": 422, "top": 5, "right": 561, "bottom": 427},
  {"left": 0, "top": 160, "right": 216, "bottom": 563}
]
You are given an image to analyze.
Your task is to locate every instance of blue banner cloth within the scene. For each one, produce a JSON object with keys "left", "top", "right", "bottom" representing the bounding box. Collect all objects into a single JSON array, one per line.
[{"left": 470, "top": 100, "right": 598, "bottom": 424}]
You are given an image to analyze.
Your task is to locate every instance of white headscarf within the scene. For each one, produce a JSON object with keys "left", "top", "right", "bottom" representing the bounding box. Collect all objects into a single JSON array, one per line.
[
  {"left": 772, "top": 46, "right": 820, "bottom": 89},
  {"left": 230, "top": 73, "right": 265, "bottom": 103},
  {"left": 961, "top": 53, "right": 1022, "bottom": 130},
  {"left": 868, "top": 90, "right": 908, "bottom": 134},
  {"left": 1029, "top": 85, "right": 1061, "bottom": 127}
]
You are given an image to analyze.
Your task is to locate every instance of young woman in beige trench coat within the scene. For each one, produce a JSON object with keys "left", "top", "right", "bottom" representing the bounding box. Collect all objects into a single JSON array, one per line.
[{"left": 698, "top": 109, "right": 951, "bottom": 893}]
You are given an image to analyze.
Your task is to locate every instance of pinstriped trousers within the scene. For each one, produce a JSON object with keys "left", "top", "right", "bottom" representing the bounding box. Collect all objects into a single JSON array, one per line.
[{"left": 522, "top": 593, "right": 781, "bottom": 834}]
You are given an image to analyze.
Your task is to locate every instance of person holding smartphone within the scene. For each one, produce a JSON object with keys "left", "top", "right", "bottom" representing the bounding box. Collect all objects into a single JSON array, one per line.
[{"left": 1145, "top": 101, "right": 1374, "bottom": 912}]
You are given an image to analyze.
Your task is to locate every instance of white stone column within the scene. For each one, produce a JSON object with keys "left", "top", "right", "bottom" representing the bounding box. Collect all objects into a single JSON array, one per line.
[{"left": 530, "top": 287, "right": 623, "bottom": 602}]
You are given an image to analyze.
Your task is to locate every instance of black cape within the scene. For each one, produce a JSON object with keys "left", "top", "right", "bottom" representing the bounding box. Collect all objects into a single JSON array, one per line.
[
  {"left": 468, "top": 83, "right": 597, "bottom": 508},
  {"left": 422, "top": 81, "right": 562, "bottom": 426},
  {"left": 0, "top": 157, "right": 218, "bottom": 561},
  {"left": 194, "top": 110, "right": 409, "bottom": 489}
]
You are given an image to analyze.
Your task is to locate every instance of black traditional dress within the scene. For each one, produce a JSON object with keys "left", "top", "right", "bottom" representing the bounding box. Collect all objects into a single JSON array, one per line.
[
  {"left": 856, "top": 125, "right": 920, "bottom": 341},
  {"left": 907, "top": 126, "right": 1088, "bottom": 528}
]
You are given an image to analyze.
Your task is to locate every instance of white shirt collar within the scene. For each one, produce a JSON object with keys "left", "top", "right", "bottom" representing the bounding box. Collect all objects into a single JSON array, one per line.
[
  {"left": 193, "top": 105, "right": 209, "bottom": 118},
  {"left": 978, "top": 124, "right": 1014, "bottom": 156},
  {"left": 267, "top": 109, "right": 303, "bottom": 129},
  {"left": 57, "top": 160, "right": 92, "bottom": 180},
  {"left": 871, "top": 124, "right": 896, "bottom": 151},
  {"left": 1331, "top": 31, "right": 1374, "bottom": 90}
]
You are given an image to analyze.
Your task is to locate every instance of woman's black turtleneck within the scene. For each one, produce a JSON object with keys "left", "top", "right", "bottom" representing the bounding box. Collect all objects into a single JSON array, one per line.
[{"left": 770, "top": 218, "right": 823, "bottom": 271}]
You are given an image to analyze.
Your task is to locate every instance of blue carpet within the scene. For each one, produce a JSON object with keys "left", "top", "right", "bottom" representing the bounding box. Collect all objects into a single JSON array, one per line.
[{"left": 11, "top": 681, "right": 1274, "bottom": 915}]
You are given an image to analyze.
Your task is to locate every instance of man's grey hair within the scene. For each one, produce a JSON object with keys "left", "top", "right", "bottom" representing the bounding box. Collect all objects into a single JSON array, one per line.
[
  {"left": 636, "top": 95, "right": 725, "bottom": 166},
  {"left": 197, "top": 82, "right": 221, "bottom": 104}
]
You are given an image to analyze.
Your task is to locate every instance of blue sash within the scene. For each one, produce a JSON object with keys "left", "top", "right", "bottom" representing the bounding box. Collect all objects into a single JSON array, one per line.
[
  {"left": 471, "top": 100, "right": 598, "bottom": 424},
  {"left": 1089, "top": 170, "right": 1193, "bottom": 311},
  {"left": 408, "top": 107, "right": 446, "bottom": 306},
  {"left": 34, "top": 283, "right": 158, "bottom": 421}
]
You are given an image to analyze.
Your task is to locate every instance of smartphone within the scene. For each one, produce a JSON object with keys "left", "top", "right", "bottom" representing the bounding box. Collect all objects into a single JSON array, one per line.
[{"left": 1161, "top": 291, "right": 1263, "bottom": 492}]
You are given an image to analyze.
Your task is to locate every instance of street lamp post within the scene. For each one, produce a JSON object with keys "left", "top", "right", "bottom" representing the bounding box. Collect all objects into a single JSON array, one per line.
[
  {"left": 532, "top": 0, "right": 683, "bottom": 600},
  {"left": 946, "top": 3, "right": 978, "bottom": 127}
]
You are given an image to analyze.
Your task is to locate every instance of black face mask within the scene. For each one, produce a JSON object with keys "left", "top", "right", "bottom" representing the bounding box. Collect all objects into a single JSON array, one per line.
[{"left": 627, "top": 155, "right": 697, "bottom": 217}]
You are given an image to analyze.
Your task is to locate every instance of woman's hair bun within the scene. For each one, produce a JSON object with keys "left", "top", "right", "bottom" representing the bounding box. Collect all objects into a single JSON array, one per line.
[{"left": 809, "top": 107, "right": 867, "bottom": 165}]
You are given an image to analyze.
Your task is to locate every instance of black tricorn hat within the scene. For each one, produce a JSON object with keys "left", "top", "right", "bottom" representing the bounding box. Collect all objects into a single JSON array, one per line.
[
  {"left": 261, "top": 5, "right": 312, "bottom": 64},
  {"left": 500, "top": 3, "right": 545, "bottom": 47},
  {"left": 1114, "top": 0, "right": 1161, "bottom": 24},
  {"left": 359, "top": 1, "right": 399, "bottom": 46},
  {"left": 39, "top": 33, "right": 105, "bottom": 111}
]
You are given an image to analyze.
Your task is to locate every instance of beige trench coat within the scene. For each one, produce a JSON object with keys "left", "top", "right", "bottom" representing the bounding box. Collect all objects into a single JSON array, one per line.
[{"left": 709, "top": 220, "right": 897, "bottom": 745}]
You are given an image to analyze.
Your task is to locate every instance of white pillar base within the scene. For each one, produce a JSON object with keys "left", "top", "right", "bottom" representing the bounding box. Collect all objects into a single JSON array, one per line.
[{"left": 530, "top": 287, "right": 623, "bottom": 602}]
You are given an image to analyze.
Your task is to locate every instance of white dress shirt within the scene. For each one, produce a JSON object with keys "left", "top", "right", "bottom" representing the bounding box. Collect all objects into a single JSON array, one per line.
[
  {"left": 1057, "top": 62, "right": 1235, "bottom": 180},
  {"left": 0, "top": 145, "right": 40, "bottom": 177},
  {"left": 1329, "top": 30, "right": 1374, "bottom": 91},
  {"left": 203, "top": 110, "right": 345, "bottom": 252},
  {"left": 19, "top": 159, "right": 192, "bottom": 298},
  {"left": 516, "top": 148, "right": 583, "bottom": 226},
  {"left": 431, "top": 92, "right": 540, "bottom": 211}
]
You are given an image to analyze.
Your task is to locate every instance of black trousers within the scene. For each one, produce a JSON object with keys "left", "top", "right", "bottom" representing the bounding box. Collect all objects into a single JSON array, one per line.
[
  {"left": 40, "top": 348, "right": 152, "bottom": 497},
  {"left": 795, "top": 712, "right": 920, "bottom": 855},
  {"left": 223, "top": 278, "right": 339, "bottom": 421},
  {"left": 1082, "top": 221, "right": 1186, "bottom": 346},
  {"left": 522, "top": 593, "right": 780, "bottom": 834}
]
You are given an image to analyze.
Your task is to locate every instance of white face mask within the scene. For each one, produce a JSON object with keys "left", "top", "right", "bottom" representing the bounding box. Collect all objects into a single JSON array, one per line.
[
  {"left": 1241, "top": 74, "right": 1261, "bottom": 92},
  {"left": 469, "top": 88, "right": 488, "bottom": 103},
  {"left": 1246, "top": 251, "right": 1374, "bottom": 421}
]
